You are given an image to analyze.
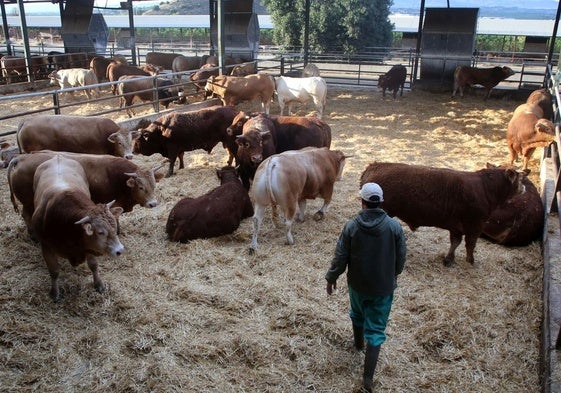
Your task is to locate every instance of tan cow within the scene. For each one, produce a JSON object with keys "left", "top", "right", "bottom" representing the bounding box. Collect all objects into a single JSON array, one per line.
[
  {"left": 31, "top": 155, "right": 124, "bottom": 301},
  {"left": 1, "top": 140, "right": 18, "bottom": 168},
  {"left": 507, "top": 102, "right": 555, "bottom": 169},
  {"left": 204, "top": 73, "right": 276, "bottom": 114},
  {"left": 48, "top": 68, "right": 100, "bottom": 99},
  {"left": 8, "top": 151, "right": 164, "bottom": 233},
  {"left": 250, "top": 147, "right": 347, "bottom": 252},
  {"left": 17, "top": 115, "right": 137, "bottom": 159}
]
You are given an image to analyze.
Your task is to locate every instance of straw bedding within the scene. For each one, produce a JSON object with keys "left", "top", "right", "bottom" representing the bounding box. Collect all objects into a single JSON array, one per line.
[{"left": 0, "top": 87, "right": 543, "bottom": 392}]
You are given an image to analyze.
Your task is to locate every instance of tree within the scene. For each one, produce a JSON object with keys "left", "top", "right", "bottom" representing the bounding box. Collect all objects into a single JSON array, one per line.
[{"left": 263, "top": 0, "right": 393, "bottom": 53}]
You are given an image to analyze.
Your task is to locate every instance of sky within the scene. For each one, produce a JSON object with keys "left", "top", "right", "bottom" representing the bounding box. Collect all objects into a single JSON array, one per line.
[{"left": 3, "top": 1, "right": 162, "bottom": 15}]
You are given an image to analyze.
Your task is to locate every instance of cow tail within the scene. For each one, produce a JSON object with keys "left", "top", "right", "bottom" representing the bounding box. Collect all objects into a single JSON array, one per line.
[
  {"left": 269, "top": 74, "right": 276, "bottom": 101},
  {"left": 265, "top": 157, "right": 277, "bottom": 206},
  {"left": 15, "top": 121, "right": 24, "bottom": 154},
  {"left": 7, "top": 157, "right": 20, "bottom": 213}
]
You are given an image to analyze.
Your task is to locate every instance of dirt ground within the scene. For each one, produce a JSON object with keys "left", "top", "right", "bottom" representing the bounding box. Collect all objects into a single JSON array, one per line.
[{"left": 0, "top": 86, "right": 544, "bottom": 392}]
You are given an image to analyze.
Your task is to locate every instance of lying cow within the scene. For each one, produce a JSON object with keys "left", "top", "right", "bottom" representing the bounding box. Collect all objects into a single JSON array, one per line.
[
  {"left": 507, "top": 102, "right": 555, "bottom": 170},
  {"left": 8, "top": 151, "right": 164, "bottom": 234},
  {"left": 230, "top": 62, "right": 257, "bottom": 77},
  {"left": 117, "top": 75, "right": 177, "bottom": 118},
  {"left": 275, "top": 76, "right": 327, "bottom": 118},
  {"left": 302, "top": 63, "right": 320, "bottom": 77},
  {"left": 48, "top": 68, "right": 100, "bottom": 99},
  {"left": 378, "top": 65, "right": 407, "bottom": 99},
  {"left": 17, "top": 115, "right": 137, "bottom": 159},
  {"left": 31, "top": 155, "right": 124, "bottom": 301},
  {"left": 482, "top": 163, "right": 544, "bottom": 246},
  {"left": 1, "top": 140, "right": 18, "bottom": 168},
  {"left": 133, "top": 105, "right": 239, "bottom": 177},
  {"left": 250, "top": 147, "right": 347, "bottom": 253},
  {"left": 359, "top": 162, "right": 526, "bottom": 266},
  {"left": 452, "top": 65, "right": 514, "bottom": 99},
  {"left": 230, "top": 112, "right": 332, "bottom": 189},
  {"left": 204, "top": 73, "right": 276, "bottom": 114},
  {"left": 166, "top": 166, "right": 254, "bottom": 242}
]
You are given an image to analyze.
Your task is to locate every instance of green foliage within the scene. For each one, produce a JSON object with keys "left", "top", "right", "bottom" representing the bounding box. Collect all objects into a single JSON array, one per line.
[{"left": 263, "top": 0, "right": 393, "bottom": 53}]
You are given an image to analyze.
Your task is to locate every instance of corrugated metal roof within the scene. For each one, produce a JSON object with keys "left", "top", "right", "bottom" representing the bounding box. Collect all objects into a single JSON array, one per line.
[{"left": 4, "top": 14, "right": 560, "bottom": 37}]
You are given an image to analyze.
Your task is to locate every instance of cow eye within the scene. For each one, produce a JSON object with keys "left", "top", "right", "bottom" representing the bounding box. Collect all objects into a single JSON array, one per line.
[{"left": 244, "top": 142, "right": 250, "bottom": 148}]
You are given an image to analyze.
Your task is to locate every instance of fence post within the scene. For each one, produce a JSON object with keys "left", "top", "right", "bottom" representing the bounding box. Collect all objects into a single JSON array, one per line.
[
  {"left": 52, "top": 91, "right": 61, "bottom": 115},
  {"left": 153, "top": 75, "right": 160, "bottom": 114}
]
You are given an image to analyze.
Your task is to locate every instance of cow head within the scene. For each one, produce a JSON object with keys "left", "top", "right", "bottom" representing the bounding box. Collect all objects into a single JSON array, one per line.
[
  {"left": 75, "top": 201, "right": 124, "bottom": 257},
  {"left": 227, "top": 111, "right": 251, "bottom": 136},
  {"left": 236, "top": 130, "right": 273, "bottom": 166},
  {"left": 124, "top": 167, "right": 163, "bottom": 208},
  {"left": 216, "top": 165, "right": 240, "bottom": 184},
  {"left": 48, "top": 70, "right": 60, "bottom": 85},
  {"left": 332, "top": 150, "right": 348, "bottom": 181},
  {"left": 108, "top": 129, "right": 135, "bottom": 159},
  {"left": 378, "top": 74, "right": 388, "bottom": 89}
]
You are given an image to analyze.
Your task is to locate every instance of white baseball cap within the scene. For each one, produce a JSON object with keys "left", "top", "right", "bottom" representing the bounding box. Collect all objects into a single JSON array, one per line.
[{"left": 360, "top": 182, "right": 384, "bottom": 203}]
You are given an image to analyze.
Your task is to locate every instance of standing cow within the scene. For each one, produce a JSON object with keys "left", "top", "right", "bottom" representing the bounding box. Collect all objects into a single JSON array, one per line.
[
  {"left": 117, "top": 75, "right": 177, "bottom": 118},
  {"left": 507, "top": 102, "right": 555, "bottom": 170},
  {"left": 378, "top": 65, "right": 407, "bottom": 99},
  {"left": 230, "top": 112, "right": 332, "bottom": 190},
  {"left": 250, "top": 147, "right": 347, "bottom": 253},
  {"left": 359, "top": 162, "right": 526, "bottom": 266},
  {"left": 204, "top": 73, "right": 276, "bottom": 114},
  {"left": 166, "top": 166, "right": 254, "bottom": 242},
  {"left": 8, "top": 151, "right": 164, "bottom": 234},
  {"left": 133, "top": 105, "right": 239, "bottom": 177},
  {"left": 17, "top": 115, "right": 137, "bottom": 159},
  {"left": 452, "top": 65, "right": 515, "bottom": 99},
  {"left": 48, "top": 68, "right": 100, "bottom": 99},
  {"left": 275, "top": 76, "right": 327, "bottom": 118},
  {"left": 31, "top": 155, "right": 124, "bottom": 301}
]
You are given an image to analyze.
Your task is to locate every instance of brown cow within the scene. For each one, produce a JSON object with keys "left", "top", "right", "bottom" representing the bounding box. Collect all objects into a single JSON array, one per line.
[
  {"left": 89, "top": 55, "right": 128, "bottom": 83},
  {"left": 189, "top": 63, "right": 220, "bottom": 96},
  {"left": 1, "top": 140, "right": 18, "bottom": 168},
  {"left": 452, "top": 65, "right": 515, "bottom": 99},
  {"left": 133, "top": 105, "right": 239, "bottom": 177},
  {"left": 204, "top": 73, "right": 276, "bottom": 114},
  {"left": 117, "top": 75, "right": 177, "bottom": 118},
  {"left": 172, "top": 55, "right": 206, "bottom": 75},
  {"left": 146, "top": 51, "right": 181, "bottom": 70},
  {"left": 250, "top": 147, "right": 347, "bottom": 252},
  {"left": 166, "top": 166, "right": 254, "bottom": 242},
  {"left": 17, "top": 115, "right": 137, "bottom": 159},
  {"left": 230, "top": 112, "right": 332, "bottom": 190},
  {"left": 1, "top": 55, "right": 49, "bottom": 83},
  {"left": 8, "top": 151, "right": 164, "bottom": 234},
  {"left": 230, "top": 62, "right": 257, "bottom": 77},
  {"left": 378, "top": 64, "right": 407, "bottom": 99},
  {"left": 482, "top": 163, "right": 544, "bottom": 246},
  {"left": 359, "top": 162, "right": 526, "bottom": 266},
  {"left": 31, "top": 155, "right": 124, "bottom": 301},
  {"left": 507, "top": 102, "right": 555, "bottom": 170},
  {"left": 526, "top": 88, "right": 553, "bottom": 121},
  {"left": 106, "top": 62, "right": 162, "bottom": 94}
]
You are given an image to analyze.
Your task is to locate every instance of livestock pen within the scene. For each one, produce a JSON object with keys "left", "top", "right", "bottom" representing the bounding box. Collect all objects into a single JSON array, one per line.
[{"left": 0, "top": 82, "right": 547, "bottom": 392}]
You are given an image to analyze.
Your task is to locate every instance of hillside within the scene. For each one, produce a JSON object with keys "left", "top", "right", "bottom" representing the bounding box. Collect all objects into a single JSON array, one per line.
[{"left": 142, "top": 0, "right": 269, "bottom": 15}]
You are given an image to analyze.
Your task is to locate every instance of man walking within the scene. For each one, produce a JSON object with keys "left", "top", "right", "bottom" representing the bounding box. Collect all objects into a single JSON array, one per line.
[{"left": 325, "top": 182, "right": 406, "bottom": 392}]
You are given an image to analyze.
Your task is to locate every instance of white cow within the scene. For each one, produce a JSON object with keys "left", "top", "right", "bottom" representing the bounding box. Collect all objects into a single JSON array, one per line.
[
  {"left": 275, "top": 76, "right": 327, "bottom": 119},
  {"left": 49, "top": 68, "right": 100, "bottom": 99}
]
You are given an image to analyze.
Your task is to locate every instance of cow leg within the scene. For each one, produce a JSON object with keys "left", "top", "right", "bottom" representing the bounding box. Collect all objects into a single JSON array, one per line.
[
  {"left": 296, "top": 199, "right": 307, "bottom": 222},
  {"left": 41, "top": 245, "right": 61, "bottom": 302},
  {"left": 283, "top": 202, "right": 300, "bottom": 245},
  {"left": 86, "top": 255, "right": 105, "bottom": 293},
  {"left": 250, "top": 204, "right": 266, "bottom": 254},
  {"left": 444, "top": 230, "right": 463, "bottom": 266},
  {"left": 178, "top": 152, "right": 185, "bottom": 169},
  {"left": 464, "top": 234, "right": 479, "bottom": 265},
  {"left": 314, "top": 192, "right": 333, "bottom": 221}
]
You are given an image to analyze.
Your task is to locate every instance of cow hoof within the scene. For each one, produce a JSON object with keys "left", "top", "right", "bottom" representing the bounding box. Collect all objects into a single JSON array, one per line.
[
  {"left": 313, "top": 211, "right": 324, "bottom": 221},
  {"left": 248, "top": 247, "right": 256, "bottom": 255},
  {"left": 95, "top": 282, "right": 106, "bottom": 294},
  {"left": 443, "top": 258, "right": 454, "bottom": 267}
]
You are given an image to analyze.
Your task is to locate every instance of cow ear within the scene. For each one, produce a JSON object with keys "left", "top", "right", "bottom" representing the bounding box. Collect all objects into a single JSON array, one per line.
[
  {"left": 107, "top": 133, "right": 118, "bottom": 144},
  {"left": 126, "top": 177, "right": 136, "bottom": 188},
  {"left": 236, "top": 136, "right": 246, "bottom": 147},
  {"left": 110, "top": 206, "right": 124, "bottom": 219},
  {"left": 142, "top": 130, "right": 150, "bottom": 140},
  {"left": 162, "top": 127, "right": 172, "bottom": 138},
  {"left": 505, "top": 168, "right": 518, "bottom": 183},
  {"left": 130, "top": 130, "right": 140, "bottom": 139},
  {"left": 75, "top": 216, "right": 93, "bottom": 236},
  {"left": 154, "top": 171, "right": 165, "bottom": 182}
]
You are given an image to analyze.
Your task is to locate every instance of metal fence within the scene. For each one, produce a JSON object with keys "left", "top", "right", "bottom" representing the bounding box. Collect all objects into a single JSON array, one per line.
[{"left": 0, "top": 45, "right": 557, "bottom": 138}]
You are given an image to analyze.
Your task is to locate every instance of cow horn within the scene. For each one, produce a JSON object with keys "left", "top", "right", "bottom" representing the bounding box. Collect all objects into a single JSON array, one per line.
[
  {"left": 75, "top": 216, "right": 91, "bottom": 225},
  {"left": 124, "top": 172, "right": 138, "bottom": 178},
  {"left": 343, "top": 154, "right": 354, "bottom": 159},
  {"left": 153, "top": 162, "right": 167, "bottom": 173},
  {"left": 106, "top": 200, "right": 116, "bottom": 208}
]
